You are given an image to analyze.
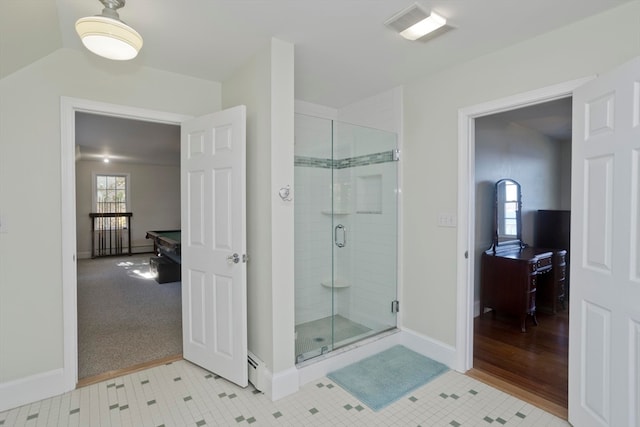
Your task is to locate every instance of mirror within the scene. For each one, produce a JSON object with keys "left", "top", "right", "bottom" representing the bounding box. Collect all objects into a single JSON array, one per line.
[{"left": 492, "top": 178, "right": 523, "bottom": 251}]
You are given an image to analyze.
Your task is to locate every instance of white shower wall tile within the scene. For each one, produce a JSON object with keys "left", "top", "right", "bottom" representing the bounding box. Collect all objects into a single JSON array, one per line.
[
  {"left": 295, "top": 166, "right": 334, "bottom": 325},
  {"left": 347, "top": 162, "right": 397, "bottom": 329},
  {"left": 295, "top": 115, "right": 397, "bottom": 333},
  {"left": 333, "top": 122, "right": 396, "bottom": 159}
]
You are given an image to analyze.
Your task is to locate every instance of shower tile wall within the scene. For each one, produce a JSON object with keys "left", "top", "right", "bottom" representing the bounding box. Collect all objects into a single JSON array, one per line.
[
  {"left": 349, "top": 161, "right": 396, "bottom": 330},
  {"left": 332, "top": 123, "right": 397, "bottom": 330},
  {"left": 295, "top": 116, "right": 397, "bottom": 331},
  {"left": 294, "top": 165, "right": 333, "bottom": 324},
  {"left": 295, "top": 115, "right": 333, "bottom": 324}
]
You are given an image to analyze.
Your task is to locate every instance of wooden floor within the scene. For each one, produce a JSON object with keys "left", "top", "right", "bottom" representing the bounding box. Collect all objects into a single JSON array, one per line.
[{"left": 473, "top": 308, "right": 569, "bottom": 414}]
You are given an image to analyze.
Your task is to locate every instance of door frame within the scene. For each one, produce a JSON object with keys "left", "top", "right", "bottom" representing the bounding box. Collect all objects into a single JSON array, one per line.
[
  {"left": 60, "top": 97, "right": 191, "bottom": 390},
  {"left": 454, "top": 77, "right": 593, "bottom": 372}
]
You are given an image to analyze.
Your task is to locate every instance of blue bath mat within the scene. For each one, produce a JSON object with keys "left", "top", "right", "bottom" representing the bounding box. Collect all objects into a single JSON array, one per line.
[{"left": 327, "top": 345, "right": 448, "bottom": 411}]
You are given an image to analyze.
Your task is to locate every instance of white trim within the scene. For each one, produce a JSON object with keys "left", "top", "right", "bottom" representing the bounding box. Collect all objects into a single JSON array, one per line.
[
  {"left": 399, "top": 327, "right": 457, "bottom": 369},
  {"left": 265, "top": 367, "right": 300, "bottom": 401},
  {"left": 0, "top": 369, "right": 65, "bottom": 413},
  {"left": 455, "top": 77, "right": 594, "bottom": 373},
  {"left": 60, "top": 97, "right": 191, "bottom": 395}
]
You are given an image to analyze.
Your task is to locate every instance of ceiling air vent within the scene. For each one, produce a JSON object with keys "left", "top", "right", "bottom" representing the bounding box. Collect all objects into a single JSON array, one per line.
[{"left": 384, "top": 3, "right": 429, "bottom": 33}]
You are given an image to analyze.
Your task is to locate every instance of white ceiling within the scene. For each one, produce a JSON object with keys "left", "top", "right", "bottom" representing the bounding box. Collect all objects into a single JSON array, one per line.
[
  {"left": 76, "top": 112, "right": 180, "bottom": 166},
  {"left": 488, "top": 97, "right": 573, "bottom": 141},
  {"left": 3, "top": 0, "right": 622, "bottom": 164},
  {"left": 1, "top": 0, "right": 632, "bottom": 108}
]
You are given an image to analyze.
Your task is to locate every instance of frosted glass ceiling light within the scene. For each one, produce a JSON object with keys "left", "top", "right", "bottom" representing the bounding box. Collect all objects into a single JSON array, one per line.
[
  {"left": 75, "top": 0, "right": 143, "bottom": 60},
  {"left": 399, "top": 12, "right": 446, "bottom": 41}
]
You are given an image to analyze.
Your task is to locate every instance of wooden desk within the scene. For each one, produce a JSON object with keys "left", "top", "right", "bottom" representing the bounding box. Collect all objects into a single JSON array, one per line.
[{"left": 481, "top": 246, "right": 566, "bottom": 332}]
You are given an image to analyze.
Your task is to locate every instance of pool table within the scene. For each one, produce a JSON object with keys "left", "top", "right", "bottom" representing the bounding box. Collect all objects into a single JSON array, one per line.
[{"left": 146, "top": 230, "right": 181, "bottom": 264}]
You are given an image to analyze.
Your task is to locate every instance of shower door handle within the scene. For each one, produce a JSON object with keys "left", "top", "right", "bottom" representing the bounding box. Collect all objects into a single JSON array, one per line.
[{"left": 335, "top": 224, "right": 346, "bottom": 248}]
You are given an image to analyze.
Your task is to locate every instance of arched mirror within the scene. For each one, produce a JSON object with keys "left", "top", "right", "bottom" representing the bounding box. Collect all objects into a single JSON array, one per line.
[{"left": 492, "top": 178, "right": 523, "bottom": 251}]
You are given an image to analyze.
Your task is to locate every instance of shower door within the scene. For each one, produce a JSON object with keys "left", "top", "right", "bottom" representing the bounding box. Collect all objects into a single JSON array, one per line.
[{"left": 294, "top": 114, "right": 398, "bottom": 363}]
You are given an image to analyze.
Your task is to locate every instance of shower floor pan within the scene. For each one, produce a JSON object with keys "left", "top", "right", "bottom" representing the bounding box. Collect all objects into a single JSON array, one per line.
[{"left": 295, "top": 315, "right": 372, "bottom": 362}]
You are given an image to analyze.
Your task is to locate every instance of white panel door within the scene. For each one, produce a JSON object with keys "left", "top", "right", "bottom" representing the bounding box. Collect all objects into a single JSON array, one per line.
[
  {"left": 569, "top": 57, "right": 640, "bottom": 427},
  {"left": 181, "top": 105, "right": 248, "bottom": 387}
]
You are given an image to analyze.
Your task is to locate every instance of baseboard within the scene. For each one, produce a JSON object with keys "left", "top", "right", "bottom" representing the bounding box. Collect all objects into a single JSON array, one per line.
[
  {"left": 399, "top": 327, "right": 457, "bottom": 369},
  {"left": 77, "top": 246, "right": 154, "bottom": 260},
  {"left": 263, "top": 366, "right": 299, "bottom": 401},
  {"left": 0, "top": 368, "right": 66, "bottom": 413}
]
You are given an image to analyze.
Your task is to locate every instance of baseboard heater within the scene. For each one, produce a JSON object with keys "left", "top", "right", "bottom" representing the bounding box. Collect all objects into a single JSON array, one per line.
[{"left": 248, "top": 351, "right": 266, "bottom": 392}]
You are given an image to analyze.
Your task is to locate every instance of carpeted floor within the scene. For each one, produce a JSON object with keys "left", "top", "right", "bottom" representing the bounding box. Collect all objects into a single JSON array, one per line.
[{"left": 77, "top": 254, "right": 182, "bottom": 379}]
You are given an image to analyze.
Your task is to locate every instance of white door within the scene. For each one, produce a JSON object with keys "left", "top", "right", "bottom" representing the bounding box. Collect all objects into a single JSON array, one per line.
[
  {"left": 181, "top": 105, "right": 248, "bottom": 387},
  {"left": 569, "top": 57, "right": 640, "bottom": 426}
]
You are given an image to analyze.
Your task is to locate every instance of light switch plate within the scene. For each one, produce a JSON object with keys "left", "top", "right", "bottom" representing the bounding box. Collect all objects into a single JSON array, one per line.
[{"left": 437, "top": 212, "right": 457, "bottom": 227}]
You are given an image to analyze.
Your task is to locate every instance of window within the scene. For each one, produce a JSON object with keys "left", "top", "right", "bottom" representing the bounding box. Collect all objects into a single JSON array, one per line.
[
  {"left": 92, "top": 173, "right": 130, "bottom": 229},
  {"left": 95, "top": 174, "right": 128, "bottom": 212}
]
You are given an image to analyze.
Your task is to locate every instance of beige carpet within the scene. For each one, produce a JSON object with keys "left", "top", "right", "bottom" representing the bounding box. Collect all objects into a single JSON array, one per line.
[{"left": 77, "top": 254, "right": 182, "bottom": 379}]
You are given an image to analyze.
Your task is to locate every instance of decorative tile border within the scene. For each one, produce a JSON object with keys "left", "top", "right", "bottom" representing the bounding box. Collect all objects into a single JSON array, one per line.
[
  {"left": 293, "top": 156, "right": 333, "bottom": 169},
  {"left": 294, "top": 150, "right": 395, "bottom": 169}
]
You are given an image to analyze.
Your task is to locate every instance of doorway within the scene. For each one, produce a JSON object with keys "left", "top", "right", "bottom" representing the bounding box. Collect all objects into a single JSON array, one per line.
[
  {"left": 61, "top": 98, "right": 192, "bottom": 388},
  {"left": 74, "top": 112, "right": 183, "bottom": 382},
  {"left": 455, "top": 78, "right": 592, "bottom": 418},
  {"left": 471, "top": 98, "right": 571, "bottom": 412}
]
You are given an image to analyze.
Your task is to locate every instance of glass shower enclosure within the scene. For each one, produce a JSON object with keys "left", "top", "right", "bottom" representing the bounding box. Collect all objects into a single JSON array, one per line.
[{"left": 294, "top": 114, "right": 398, "bottom": 363}]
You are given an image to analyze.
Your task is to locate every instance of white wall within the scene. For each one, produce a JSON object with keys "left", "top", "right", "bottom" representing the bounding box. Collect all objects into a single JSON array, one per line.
[
  {"left": 401, "top": 1, "right": 640, "bottom": 348},
  {"left": 0, "top": 47, "right": 220, "bottom": 409},
  {"left": 75, "top": 160, "right": 181, "bottom": 258},
  {"left": 473, "top": 115, "right": 570, "bottom": 306},
  {"left": 222, "top": 38, "right": 296, "bottom": 398},
  {"left": 558, "top": 139, "right": 572, "bottom": 210},
  {"left": 338, "top": 87, "right": 403, "bottom": 134}
]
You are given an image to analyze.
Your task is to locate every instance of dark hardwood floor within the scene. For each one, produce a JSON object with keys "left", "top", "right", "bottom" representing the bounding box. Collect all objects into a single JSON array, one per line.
[{"left": 473, "top": 308, "right": 569, "bottom": 410}]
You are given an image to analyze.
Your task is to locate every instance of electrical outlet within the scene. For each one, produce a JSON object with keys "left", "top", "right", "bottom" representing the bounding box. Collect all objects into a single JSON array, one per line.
[{"left": 437, "top": 213, "right": 457, "bottom": 228}]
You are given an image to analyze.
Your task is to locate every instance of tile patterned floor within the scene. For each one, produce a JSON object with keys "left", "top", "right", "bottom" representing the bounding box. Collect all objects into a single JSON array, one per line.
[{"left": 0, "top": 360, "right": 570, "bottom": 426}]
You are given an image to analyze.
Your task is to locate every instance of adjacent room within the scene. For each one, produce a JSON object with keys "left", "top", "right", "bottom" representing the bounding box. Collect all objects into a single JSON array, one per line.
[
  {"left": 471, "top": 98, "right": 572, "bottom": 413},
  {"left": 74, "top": 113, "right": 183, "bottom": 382}
]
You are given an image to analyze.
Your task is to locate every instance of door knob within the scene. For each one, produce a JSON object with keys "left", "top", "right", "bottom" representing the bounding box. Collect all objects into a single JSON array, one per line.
[{"left": 227, "top": 253, "right": 240, "bottom": 264}]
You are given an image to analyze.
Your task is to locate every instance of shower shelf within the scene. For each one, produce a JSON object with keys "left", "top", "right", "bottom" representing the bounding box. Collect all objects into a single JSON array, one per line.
[{"left": 321, "top": 279, "right": 349, "bottom": 288}]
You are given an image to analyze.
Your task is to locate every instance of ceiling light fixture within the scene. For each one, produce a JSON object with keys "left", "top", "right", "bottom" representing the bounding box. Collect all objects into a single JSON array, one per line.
[
  {"left": 75, "top": 0, "right": 143, "bottom": 61},
  {"left": 385, "top": 3, "right": 450, "bottom": 41},
  {"left": 399, "top": 12, "right": 446, "bottom": 41}
]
